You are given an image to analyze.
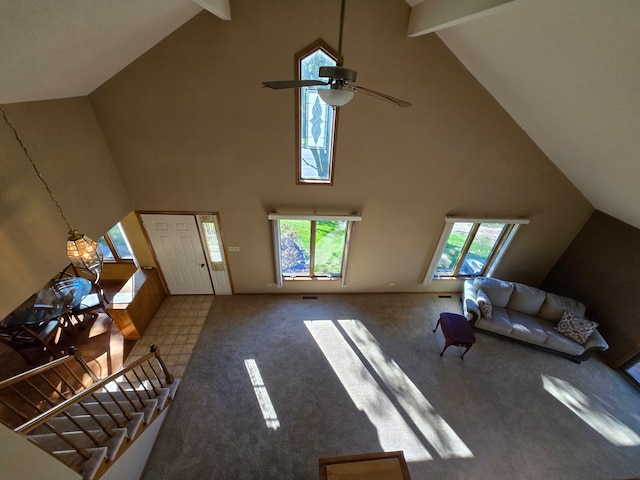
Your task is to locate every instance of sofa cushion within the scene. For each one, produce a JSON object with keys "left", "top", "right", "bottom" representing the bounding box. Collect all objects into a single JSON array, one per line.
[
  {"left": 540, "top": 320, "right": 585, "bottom": 356},
  {"left": 475, "top": 306, "right": 513, "bottom": 335},
  {"left": 507, "top": 310, "right": 547, "bottom": 344},
  {"left": 474, "top": 277, "right": 514, "bottom": 308},
  {"left": 477, "top": 289, "right": 492, "bottom": 320},
  {"left": 555, "top": 311, "right": 598, "bottom": 345},
  {"left": 507, "top": 283, "right": 547, "bottom": 315},
  {"left": 539, "top": 292, "right": 586, "bottom": 321}
]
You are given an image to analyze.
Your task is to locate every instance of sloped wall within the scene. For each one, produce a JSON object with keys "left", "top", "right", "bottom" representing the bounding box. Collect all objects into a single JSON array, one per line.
[
  {"left": 542, "top": 210, "right": 640, "bottom": 368},
  {"left": 0, "top": 425, "right": 81, "bottom": 480},
  {"left": 89, "top": 0, "right": 591, "bottom": 294},
  {"left": 0, "top": 98, "right": 131, "bottom": 319}
]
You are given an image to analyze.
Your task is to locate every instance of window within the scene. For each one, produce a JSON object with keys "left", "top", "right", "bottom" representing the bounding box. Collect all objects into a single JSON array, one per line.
[
  {"left": 268, "top": 213, "right": 361, "bottom": 286},
  {"left": 623, "top": 356, "right": 640, "bottom": 388},
  {"left": 197, "top": 213, "right": 232, "bottom": 295},
  {"left": 296, "top": 40, "right": 339, "bottom": 185},
  {"left": 423, "top": 217, "right": 529, "bottom": 284},
  {"left": 97, "top": 223, "right": 135, "bottom": 263}
]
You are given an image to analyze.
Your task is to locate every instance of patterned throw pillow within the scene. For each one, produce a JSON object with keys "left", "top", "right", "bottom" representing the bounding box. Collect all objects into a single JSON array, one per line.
[
  {"left": 555, "top": 311, "right": 598, "bottom": 345},
  {"left": 477, "top": 288, "right": 492, "bottom": 320}
]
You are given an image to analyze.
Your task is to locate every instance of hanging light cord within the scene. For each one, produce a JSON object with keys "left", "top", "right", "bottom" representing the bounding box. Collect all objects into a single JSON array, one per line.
[{"left": 1, "top": 106, "right": 72, "bottom": 231}]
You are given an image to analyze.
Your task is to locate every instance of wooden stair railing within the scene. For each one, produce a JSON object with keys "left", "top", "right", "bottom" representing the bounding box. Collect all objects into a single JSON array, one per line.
[
  {"left": 1, "top": 345, "right": 177, "bottom": 480},
  {"left": 0, "top": 347, "right": 99, "bottom": 430}
]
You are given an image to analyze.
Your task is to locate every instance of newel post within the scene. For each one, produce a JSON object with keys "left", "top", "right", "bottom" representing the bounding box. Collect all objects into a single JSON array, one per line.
[
  {"left": 69, "top": 346, "right": 99, "bottom": 382},
  {"left": 150, "top": 344, "right": 174, "bottom": 384}
]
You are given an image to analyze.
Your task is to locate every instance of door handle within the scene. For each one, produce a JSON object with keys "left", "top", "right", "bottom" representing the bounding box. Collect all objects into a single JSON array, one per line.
[{"left": 200, "top": 264, "right": 205, "bottom": 268}]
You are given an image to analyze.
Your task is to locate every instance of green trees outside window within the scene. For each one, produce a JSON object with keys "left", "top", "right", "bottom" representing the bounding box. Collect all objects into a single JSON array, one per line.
[{"left": 279, "top": 219, "right": 347, "bottom": 277}]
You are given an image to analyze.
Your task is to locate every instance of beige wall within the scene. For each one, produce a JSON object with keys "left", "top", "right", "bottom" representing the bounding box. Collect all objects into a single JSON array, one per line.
[
  {"left": 542, "top": 211, "right": 640, "bottom": 368},
  {"left": 0, "top": 98, "right": 131, "bottom": 319},
  {"left": 0, "top": 1, "right": 592, "bottom": 309},
  {"left": 90, "top": 0, "right": 591, "bottom": 295}
]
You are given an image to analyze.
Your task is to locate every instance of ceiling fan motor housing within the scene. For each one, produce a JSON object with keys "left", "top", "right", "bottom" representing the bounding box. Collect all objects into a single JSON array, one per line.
[{"left": 319, "top": 66, "right": 357, "bottom": 82}]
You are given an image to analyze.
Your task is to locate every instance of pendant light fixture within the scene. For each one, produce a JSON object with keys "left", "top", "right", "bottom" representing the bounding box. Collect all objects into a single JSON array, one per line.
[{"left": 1, "top": 107, "right": 104, "bottom": 274}]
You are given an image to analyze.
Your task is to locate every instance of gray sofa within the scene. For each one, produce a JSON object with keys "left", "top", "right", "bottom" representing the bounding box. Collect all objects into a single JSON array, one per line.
[{"left": 463, "top": 277, "right": 608, "bottom": 363}]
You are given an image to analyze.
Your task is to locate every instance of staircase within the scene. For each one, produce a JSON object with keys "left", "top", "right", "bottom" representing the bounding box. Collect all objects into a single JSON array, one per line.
[{"left": 0, "top": 345, "right": 178, "bottom": 480}]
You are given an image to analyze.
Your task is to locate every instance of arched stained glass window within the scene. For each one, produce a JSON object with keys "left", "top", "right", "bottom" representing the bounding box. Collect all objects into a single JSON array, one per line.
[{"left": 295, "top": 40, "right": 339, "bottom": 185}]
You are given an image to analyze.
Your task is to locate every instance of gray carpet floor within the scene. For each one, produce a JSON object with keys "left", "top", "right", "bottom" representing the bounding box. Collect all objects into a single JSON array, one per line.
[{"left": 142, "top": 294, "right": 640, "bottom": 479}]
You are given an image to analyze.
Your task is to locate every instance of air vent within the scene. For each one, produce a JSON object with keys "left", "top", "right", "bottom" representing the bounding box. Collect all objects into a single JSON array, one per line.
[{"left": 302, "top": 296, "right": 318, "bottom": 300}]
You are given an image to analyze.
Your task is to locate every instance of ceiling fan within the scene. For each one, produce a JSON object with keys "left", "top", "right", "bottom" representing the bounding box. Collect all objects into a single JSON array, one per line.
[{"left": 261, "top": 0, "right": 411, "bottom": 108}]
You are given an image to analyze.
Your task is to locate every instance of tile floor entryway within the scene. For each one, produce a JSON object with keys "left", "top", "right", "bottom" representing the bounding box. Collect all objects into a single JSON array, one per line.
[{"left": 125, "top": 295, "right": 213, "bottom": 378}]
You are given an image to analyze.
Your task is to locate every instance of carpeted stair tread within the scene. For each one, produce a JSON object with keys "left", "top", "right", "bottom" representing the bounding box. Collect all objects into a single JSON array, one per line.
[
  {"left": 72, "top": 398, "right": 158, "bottom": 423},
  {"left": 122, "top": 411, "right": 145, "bottom": 438},
  {"left": 30, "top": 412, "right": 145, "bottom": 439},
  {"left": 54, "top": 446, "right": 107, "bottom": 480},
  {"left": 66, "top": 399, "right": 148, "bottom": 417},
  {"left": 141, "top": 398, "right": 159, "bottom": 423},
  {"left": 168, "top": 378, "right": 181, "bottom": 398},
  {"left": 154, "top": 387, "right": 170, "bottom": 410},
  {"left": 29, "top": 427, "right": 128, "bottom": 460},
  {"left": 92, "top": 384, "right": 173, "bottom": 407},
  {"left": 93, "top": 389, "right": 154, "bottom": 403}
]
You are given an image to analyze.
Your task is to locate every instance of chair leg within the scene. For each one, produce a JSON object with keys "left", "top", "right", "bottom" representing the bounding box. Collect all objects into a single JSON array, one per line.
[
  {"left": 20, "top": 324, "right": 62, "bottom": 361},
  {"left": 60, "top": 312, "right": 79, "bottom": 335}
]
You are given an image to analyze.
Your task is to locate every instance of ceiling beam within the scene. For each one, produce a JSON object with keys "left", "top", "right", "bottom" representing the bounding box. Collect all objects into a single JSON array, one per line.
[
  {"left": 192, "top": 0, "right": 232, "bottom": 20},
  {"left": 407, "top": 0, "right": 517, "bottom": 37}
]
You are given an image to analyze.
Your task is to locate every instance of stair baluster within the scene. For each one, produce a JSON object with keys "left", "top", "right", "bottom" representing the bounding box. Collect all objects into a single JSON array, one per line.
[{"left": 2, "top": 346, "right": 178, "bottom": 480}]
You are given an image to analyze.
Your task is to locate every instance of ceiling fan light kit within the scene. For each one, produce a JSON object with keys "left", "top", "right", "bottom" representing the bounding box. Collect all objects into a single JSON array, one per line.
[
  {"left": 261, "top": 0, "right": 410, "bottom": 109},
  {"left": 318, "top": 87, "right": 354, "bottom": 107}
]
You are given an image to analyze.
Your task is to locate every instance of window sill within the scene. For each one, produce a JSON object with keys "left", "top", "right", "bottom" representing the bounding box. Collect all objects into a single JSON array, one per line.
[
  {"left": 103, "top": 259, "right": 136, "bottom": 265},
  {"left": 283, "top": 276, "right": 341, "bottom": 282},
  {"left": 432, "top": 276, "right": 478, "bottom": 281}
]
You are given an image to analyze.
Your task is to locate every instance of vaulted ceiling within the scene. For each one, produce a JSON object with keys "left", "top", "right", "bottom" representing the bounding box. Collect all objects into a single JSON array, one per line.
[{"left": 2, "top": 0, "right": 638, "bottom": 228}]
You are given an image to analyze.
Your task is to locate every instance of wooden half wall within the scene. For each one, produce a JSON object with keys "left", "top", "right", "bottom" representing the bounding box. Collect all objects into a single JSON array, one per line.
[{"left": 542, "top": 210, "right": 640, "bottom": 369}]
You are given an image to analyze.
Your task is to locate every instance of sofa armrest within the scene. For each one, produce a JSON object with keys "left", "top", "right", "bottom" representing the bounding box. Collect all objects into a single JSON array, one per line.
[
  {"left": 584, "top": 329, "right": 608, "bottom": 352},
  {"left": 462, "top": 279, "right": 480, "bottom": 324},
  {"left": 571, "top": 328, "right": 609, "bottom": 363}
]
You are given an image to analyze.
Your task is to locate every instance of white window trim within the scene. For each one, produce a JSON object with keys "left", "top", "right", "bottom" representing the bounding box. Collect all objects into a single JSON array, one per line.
[
  {"left": 268, "top": 214, "right": 362, "bottom": 222},
  {"left": 268, "top": 213, "right": 362, "bottom": 287},
  {"left": 423, "top": 216, "right": 529, "bottom": 285}
]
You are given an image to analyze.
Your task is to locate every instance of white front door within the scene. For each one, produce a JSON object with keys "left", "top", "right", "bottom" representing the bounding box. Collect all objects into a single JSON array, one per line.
[{"left": 141, "top": 214, "right": 214, "bottom": 295}]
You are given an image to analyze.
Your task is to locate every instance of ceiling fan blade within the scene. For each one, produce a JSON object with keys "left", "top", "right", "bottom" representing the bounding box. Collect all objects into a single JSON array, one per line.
[
  {"left": 262, "top": 80, "right": 328, "bottom": 90},
  {"left": 346, "top": 84, "right": 411, "bottom": 107}
]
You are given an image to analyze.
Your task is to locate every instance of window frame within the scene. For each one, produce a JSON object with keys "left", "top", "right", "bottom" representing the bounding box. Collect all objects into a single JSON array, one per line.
[
  {"left": 295, "top": 39, "right": 340, "bottom": 186},
  {"left": 423, "top": 216, "right": 529, "bottom": 285},
  {"left": 268, "top": 213, "right": 361, "bottom": 286},
  {"left": 98, "top": 223, "right": 135, "bottom": 264}
]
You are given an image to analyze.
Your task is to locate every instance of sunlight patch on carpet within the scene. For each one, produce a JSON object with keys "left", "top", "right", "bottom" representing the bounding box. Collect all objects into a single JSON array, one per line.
[
  {"left": 339, "top": 319, "right": 473, "bottom": 460},
  {"left": 542, "top": 374, "right": 640, "bottom": 446},
  {"left": 305, "top": 319, "right": 438, "bottom": 462},
  {"left": 245, "top": 358, "right": 281, "bottom": 430},
  {"left": 304, "top": 320, "right": 473, "bottom": 462}
]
